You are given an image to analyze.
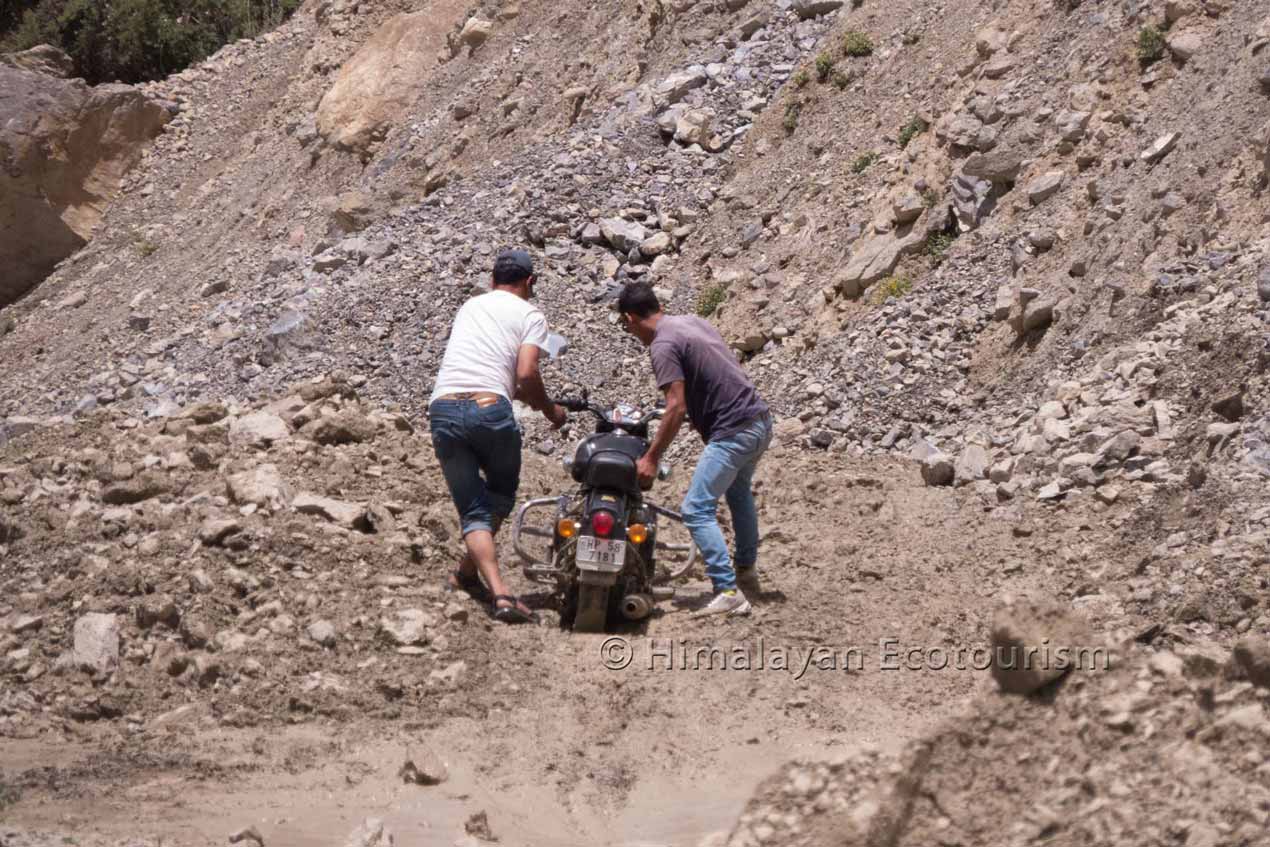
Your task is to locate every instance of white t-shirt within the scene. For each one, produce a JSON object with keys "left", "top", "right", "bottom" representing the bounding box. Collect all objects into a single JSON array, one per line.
[{"left": 429, "top": 290, "right": 551, "bottom": 404}]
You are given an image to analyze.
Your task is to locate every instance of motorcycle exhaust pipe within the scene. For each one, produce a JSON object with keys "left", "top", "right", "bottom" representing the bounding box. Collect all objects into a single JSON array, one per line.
[
  {"left": 621, "top": 593, "right": 655, "bottom": 621},
  {"left": 650, "top": 586, "right": 675, "bottom": 602}
]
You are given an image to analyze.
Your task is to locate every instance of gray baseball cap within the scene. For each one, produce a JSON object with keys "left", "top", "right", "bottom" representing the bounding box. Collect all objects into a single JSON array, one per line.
[{"left": 493, "top": 248, "right": 534, "bottom": 283}]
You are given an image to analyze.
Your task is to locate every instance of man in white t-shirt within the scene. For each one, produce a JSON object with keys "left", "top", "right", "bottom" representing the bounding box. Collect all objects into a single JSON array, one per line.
[{"left": 429, "top": 249, "right": 566, "bottom": 624}]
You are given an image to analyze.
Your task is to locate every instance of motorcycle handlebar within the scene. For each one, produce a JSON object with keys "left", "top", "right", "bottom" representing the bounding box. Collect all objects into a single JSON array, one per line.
[{"left": 554, "top": 398, "right": 664, "bottom": 423}]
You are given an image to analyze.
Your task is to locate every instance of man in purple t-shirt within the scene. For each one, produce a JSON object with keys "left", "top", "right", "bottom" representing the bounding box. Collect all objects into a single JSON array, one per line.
[{"left": 618, "top": 282, "right": 773, "bottom": 617}]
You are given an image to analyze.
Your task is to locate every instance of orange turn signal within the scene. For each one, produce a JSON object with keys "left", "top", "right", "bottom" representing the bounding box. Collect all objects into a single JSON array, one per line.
[
  {"left": 627, "top": 523, "right": 648, "bottom": 545},
  {"left": 556, "top": 519, "right": 579, "bottom": 539}
]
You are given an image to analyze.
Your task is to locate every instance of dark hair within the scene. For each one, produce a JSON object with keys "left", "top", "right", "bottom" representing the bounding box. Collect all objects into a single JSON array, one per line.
[{"left": 617, "top": 282, "right": 661, "bottom": 318}]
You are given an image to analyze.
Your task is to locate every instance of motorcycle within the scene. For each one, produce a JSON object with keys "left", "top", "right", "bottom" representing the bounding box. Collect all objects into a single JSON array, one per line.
[{"left": 511, "top": 394, "right": 699, "bottom": 632}]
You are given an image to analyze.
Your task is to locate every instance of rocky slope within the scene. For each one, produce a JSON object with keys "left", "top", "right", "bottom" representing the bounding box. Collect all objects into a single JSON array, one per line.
[
  {"left": 0, "top": 46, "right": 172, "bottom": 307},
  {"left": 0, "top": 0, "right": 1268, "bottom": 844}
]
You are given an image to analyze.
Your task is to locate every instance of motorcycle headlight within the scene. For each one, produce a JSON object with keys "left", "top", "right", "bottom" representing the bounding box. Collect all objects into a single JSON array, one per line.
[{"left": 562, "top": 454, "right": 573, "bottom": 473}]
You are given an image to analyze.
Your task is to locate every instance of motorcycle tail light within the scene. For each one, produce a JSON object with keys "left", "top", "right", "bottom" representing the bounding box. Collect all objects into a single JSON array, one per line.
[
  {"left": 626, "top": 523, "right": 648, "bottom": 544},
  {"left": 556, "top": 519, "right": 578, "bottom": 539},
  {"left": 591, "top": 510, "right": 615, "bottom": 538}
]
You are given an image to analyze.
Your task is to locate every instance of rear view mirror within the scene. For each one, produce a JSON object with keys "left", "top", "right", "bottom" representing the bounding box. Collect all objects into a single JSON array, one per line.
[{"left": 544, "top": 333, "right": 569, "bottom": 360}]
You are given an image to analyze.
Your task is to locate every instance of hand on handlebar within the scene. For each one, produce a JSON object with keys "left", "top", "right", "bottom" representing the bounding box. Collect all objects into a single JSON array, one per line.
[
  {"left": 545, "top": 403, "right": 568, "bottom": 429},
  {"left": 636, "top": 454, "right": 658, "bottom": 490}
]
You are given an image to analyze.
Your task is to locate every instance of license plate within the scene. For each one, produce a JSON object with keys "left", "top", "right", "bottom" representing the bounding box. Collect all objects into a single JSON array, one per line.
[{"left": 576, "top": 535, "right": 625, "bottom": 569}]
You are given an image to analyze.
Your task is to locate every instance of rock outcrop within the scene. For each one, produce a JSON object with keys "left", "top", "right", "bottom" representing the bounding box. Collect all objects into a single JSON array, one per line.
[
  {"left": 0, "top": 46, "right": 171, "bottom": 306},
  {"left": 315, "top": 3, "right": 468, "bottom": 156}
]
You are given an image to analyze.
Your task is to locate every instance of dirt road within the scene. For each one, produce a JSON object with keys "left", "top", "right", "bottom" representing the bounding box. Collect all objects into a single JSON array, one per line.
[{"left": 1, "top": 439, "right": 1061, "bottom": 847}]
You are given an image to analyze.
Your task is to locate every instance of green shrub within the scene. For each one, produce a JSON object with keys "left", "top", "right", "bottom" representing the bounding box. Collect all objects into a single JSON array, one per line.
[
  {"left": 0, "top": 776, "right": 19, "bottom": 813},
  {"left": 792, "top": 67, "right": 810, "bottom": 88},
  {"left": 898, "top": 115, "right": 927, "bottom": 149},
  {"left": 815, "top": 51, "right": 834, "bottom": 82},
  {"left": 843, "top": 30, "right": 873, "bottom": 57},
  {"left": 870, "top": 275, "right": 912, "bottom": 304},
  {"left": 851, "top": 151, "right": 877, "bottom": 173},
  {"left": 1137, "top": 24, "right": 1165, "bottom": 66},
  {"left": 831, "top": 68, "right": 851, "bottom": 90},
  {"left": 696, "top": 284, "right": 728, "bottom": 318},
  {"left": 924, "top": 231, "right": 955, "bottom": 265},
  {"left": 1, "top": 0, "right": 302, "bottom": 84},
  {"left": 782, "top": 101, "right": 801, "bottom": 134}
]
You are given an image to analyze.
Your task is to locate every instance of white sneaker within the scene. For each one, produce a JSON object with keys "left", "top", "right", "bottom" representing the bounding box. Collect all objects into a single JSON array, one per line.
[{"left": 693, "top": 590, "right": 752, "bottom": 618}]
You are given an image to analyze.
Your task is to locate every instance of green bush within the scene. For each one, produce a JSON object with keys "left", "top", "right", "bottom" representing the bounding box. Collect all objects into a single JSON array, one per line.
[
  {"left": 831, "top": 68, "right": 851, "bottom": 90},
  {"left": 870, "top": 275, "right": 912, "bottom": 304},
  {"left": 924, "top": 231, "right": 955, "bottom": 265},
  {"left": 696, "top": 284, "right": 728, "bottom": 318},
  {"left": 0, "top": 776, "right": 19, "bottom": 813},
  {"left": 815, "top": 51, "right": 834, "bottom": 82},
  {"left": 792, "top": 67, "right": 809, "bottom": 88},
  {"left": 843, "top": 30, "right": 873, "bottom": 57},
  {"left": 852, "top": 151, "right": 877, "bottom": 173},
  {"left": 783, "top": 101, "right": 801, "bottom": 134},
  {"left": 898, "top": 115, "right": 927, "bottom": 149},
  {"left": 1, "top": 0, "right": 301, "bottom": 84},
  {"left": 1137, "top": 24, "right": 1165, "bottom": 66}
]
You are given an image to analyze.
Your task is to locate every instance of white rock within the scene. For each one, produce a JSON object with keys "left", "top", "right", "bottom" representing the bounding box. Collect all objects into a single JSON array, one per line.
[
  {"left": 226, "top": 464, "right": 291, "bottom": 508},
  {"left": 229, "top": 411, "right": 290, "bottom": 447},
  {"left": 72, "top": 613, "right": 120, "bottom": 674},
  {"left": 379, "top": 609, "right": 433, "bottom": 646},
  {"left": 294, "top": 492, "right": 366, "bottom": 529},
  {"left": 1140, "top": 132, "right": 1180, "bottom": 164}
]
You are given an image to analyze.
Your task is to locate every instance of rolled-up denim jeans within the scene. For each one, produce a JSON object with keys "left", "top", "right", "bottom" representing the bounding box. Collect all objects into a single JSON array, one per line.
[
  {"left": 429, "top": 397, "right": 522, "bottom": 537},
  {"left": 680, "top": 415, "right": 773, "bottom": 592}
]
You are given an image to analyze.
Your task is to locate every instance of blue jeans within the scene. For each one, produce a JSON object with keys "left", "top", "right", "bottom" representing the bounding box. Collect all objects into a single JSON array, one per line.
[
  {"left": 681, "top": 416, "right": 773, "bottom": 592},
  {"left": 429, "top": 398, "right": 522, "bottom": 537}
]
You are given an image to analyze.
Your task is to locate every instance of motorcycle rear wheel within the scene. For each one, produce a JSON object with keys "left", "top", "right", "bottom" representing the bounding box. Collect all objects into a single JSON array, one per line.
[{"left": 573, "top": 583, "right": 610, "bottom": 633}]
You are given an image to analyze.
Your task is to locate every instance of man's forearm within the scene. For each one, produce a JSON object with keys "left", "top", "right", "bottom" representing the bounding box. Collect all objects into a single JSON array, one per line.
[
  {"left": 516, "top": 372, "right": 554, "bottom": 412},
  {"left": 646, "top": 407, "right": 685, "bottom": 461}
]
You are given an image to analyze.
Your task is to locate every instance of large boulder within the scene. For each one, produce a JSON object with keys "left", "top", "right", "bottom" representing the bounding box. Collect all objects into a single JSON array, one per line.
[
  {"left": 655, "top": 69, "right": 708, "bottom": 105},
  {"left": 961, "top": 150, "right": 1023, "bottom": 183},
  {"left": 72, "top": 613, "right": 120, "bottom": 674},
  {"left": 0, "top": 50, "right": 171, "bottom": 306},
  {"left": 674, "top": 108, "right": 718, "bottom": 149},
  {"left": 229, "top": 411, "right": 291, "bottom": 447},
  {"left": 953, "top": 445, "right": 990, "bottom": 487},
  {"left": 792, "top": 0, "right": 843, "bottom": 19},
  {"left": 990, "top": 600, "right": 1096, "bottom": 695},
  {"left": 837, "top": 228, "right": 926, "bottom": 293},
  {"left": 378, "top": 609, "right": 434, "bottom": 647},
  {"left": 598, "top": 217, "right": 649, "bottom": 252},
  {"left": 294, "top": 492, "right": 368, "bottom": 530},
  {"left": 227, "top": 464, "right": 292, "bottom": 509},
  {"left": 1233, "top": 637, "right": 1270, "bottom": 689},
  {"left": 316, "top": 5, "right": 467, "bottom": 155},
  {"left": 0, "top": 44, "right": 74, "bottom": 76},
  {"left": 951, "top": 173, "right": 995, "bottom": 232}
]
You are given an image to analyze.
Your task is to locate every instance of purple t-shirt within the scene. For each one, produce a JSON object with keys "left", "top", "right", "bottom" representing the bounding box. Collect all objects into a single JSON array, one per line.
[{"left": 649, "top": 315, "right": 769, "bottom": 443}]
